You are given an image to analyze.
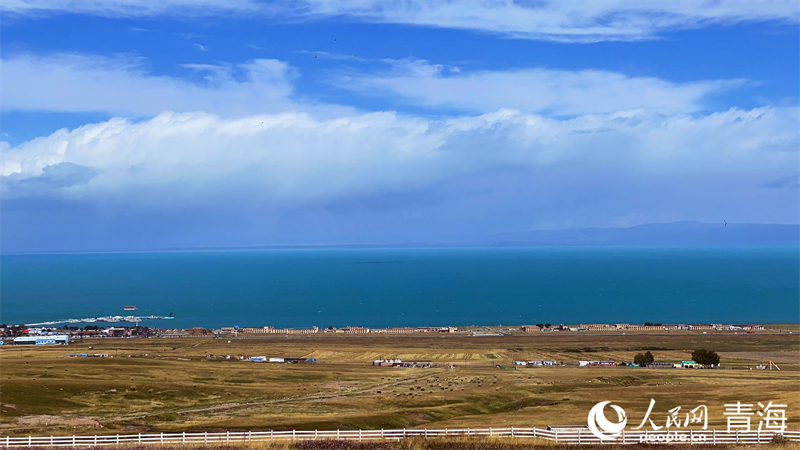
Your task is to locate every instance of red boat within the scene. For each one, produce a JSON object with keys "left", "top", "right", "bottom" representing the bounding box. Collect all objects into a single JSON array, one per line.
[{"left": 124, "top": 306, "right": 137, "bottom": 311}]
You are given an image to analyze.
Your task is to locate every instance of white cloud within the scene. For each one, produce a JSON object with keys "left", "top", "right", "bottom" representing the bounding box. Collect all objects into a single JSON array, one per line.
[
  {"left": 2, "top": 107, "right": 796, "bottom": 213},
  {"left": 3, "top": 52, "right": 747, "bottom": 118},
  {"left": 1, "top": 53, "right": 355, "bottom": 117},
  {"left": 1, "top": 0, "right": 263, "bottom": 18},
  {"left": 193, "top": 44, "right": 208, "bottom": 52},
  {"left": 302, "top": 1, "right": 800, "bottom": 42},
  {"left": 4, "top": 1, "right": 797, "bottom": 42},
  {"left": 338, "top": 59, "right": 746, "bottom": 115}
]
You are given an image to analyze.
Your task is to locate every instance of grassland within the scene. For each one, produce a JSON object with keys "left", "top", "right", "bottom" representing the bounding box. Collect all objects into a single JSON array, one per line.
[{"left": 1, "top": 329, "right": 798, "bottom": 437}]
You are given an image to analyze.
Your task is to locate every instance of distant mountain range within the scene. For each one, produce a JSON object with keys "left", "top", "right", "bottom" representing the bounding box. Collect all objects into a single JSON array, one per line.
[{"left": 476, "top": 221, "right": 799, "bottom": 247}]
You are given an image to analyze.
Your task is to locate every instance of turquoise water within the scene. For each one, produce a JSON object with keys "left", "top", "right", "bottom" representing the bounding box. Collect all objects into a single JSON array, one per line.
[{"left": 1, "top": 247, "right": 798, "bottom": 328}]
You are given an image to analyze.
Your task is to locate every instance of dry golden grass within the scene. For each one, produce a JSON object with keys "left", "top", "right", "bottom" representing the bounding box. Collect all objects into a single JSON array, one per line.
[{"left": 1, "top": 330, "right": 797, "bottom": 437}]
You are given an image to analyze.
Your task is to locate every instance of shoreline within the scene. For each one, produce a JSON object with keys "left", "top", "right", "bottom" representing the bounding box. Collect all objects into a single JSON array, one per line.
[{"left": 6, "top": 322, "right": 798, "bottom": 342}]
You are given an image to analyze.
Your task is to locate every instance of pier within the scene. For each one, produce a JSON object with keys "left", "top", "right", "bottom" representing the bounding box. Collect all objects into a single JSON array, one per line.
[{"left": 24, "top": 315, "right": 174, "bottom": 327}]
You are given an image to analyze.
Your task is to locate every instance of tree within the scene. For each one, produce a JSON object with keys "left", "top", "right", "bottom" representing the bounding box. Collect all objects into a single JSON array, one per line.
[
  {"left": 644, "top": 351, "right": 655, "bottom": 364},
  {"left": 692, "top": 349, "right": 720, "bottom": 366},
  {"left": 536, "top": 323, "right": 544, "bottom": 328},
  {"left": 633, "top": 353, "right": 647, "bottom": 366}
]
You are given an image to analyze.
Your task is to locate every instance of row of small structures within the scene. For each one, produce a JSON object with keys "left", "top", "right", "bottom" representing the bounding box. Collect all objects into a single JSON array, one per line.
[
  {"left": 220, "top": 323, "right": 766, "bottom": 335},
  {"left": 0, "top": 322, "right": 771, "bottom": 344}
]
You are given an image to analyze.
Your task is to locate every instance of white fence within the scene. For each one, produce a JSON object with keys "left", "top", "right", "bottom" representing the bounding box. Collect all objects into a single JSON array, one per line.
[{"left": 1, "top": 427, "right": 798, "bottom": 447}]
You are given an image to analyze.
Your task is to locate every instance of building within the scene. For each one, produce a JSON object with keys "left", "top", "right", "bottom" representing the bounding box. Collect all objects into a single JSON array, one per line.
[
  {"left": 188, "top": 327, "right": 213, "bottom": 336},
  {"left": 240, "top": 326, "right": 319, "bottom": 335},
  {"left": 373, "top": 359, "right": 403, "bottom": 367},
  {"left": 13, "top": 335, "right": 69, "bottom": 345},
  {"left": 73, "top": 330, "right": 102, "bottom": 338},
  {"left": 526, "top": 360, "right": 556, "bottom": 366},
  {"left": 580, "top": 324, "right": 614, "bottom": 331},
  {"left": 378, "top": 327, "right": 414, "bottom": 334},
  {"left": 284, "top": 357, "right": 316, "bottom": 364},
  {"left": 102, "top": 327, "right": 128, "bottom": 337},
  {"left": 160, "top": 330, "right": 190, "bottom": 338},
  {"left": 677, "top": 360, "right": 702, "bottom": 369},
  {"left": 647, "top": 362, "right": 673, "bottom": 369},
  {"left": 340, "top": 326, "right": 370, "bottom": 334},
  {"left": 579, "top": 360, "right": 616, "bottom": 367},
  {"left": 520, "top": 325, "right": 541, "bottom": 332},
  {"left": 403, "top": 360, "right": 432, "bottom": 368}
]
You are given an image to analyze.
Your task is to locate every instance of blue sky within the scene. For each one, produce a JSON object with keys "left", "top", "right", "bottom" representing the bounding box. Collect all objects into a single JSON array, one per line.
[{"left": 2, "top": 1, "right": 799, "bottom": 252}]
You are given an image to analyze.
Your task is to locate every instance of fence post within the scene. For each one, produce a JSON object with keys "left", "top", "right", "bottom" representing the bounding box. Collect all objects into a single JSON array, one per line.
[
  {"left": 489, "top": 427, "right": 492, "bottom": 437},
  {"left": 160, "top": 432, "right": 164, "bottom": 444},
  {"left": 70, "top": 435, "right": 74, "bottom": 446},
  {"left": 554, "top": 430, "right": 558, "bottom": 443},
  {"left": 292, "top": 430, "right": 296, "bottom": 441},
  {"left": 315, "top": 429, "right": 318, "bottom": 440},
  {"left": 621, "top": 429, "right": 624, "bottom": 444},
  {"left": 712, "top": 429, "right": 715, "bottom": 445},
  {"left": 403, "top": 428, "right": 406, "bottom": 439},
  {"left": 138, "top": 433, "right": 142, "bottom": 444},
  {"left": 336, "top": 429, "right": 340, "bottom": 440},
  {"left": 227, "top": 431, "right": 230, "bottom": 442},
  {"left": 736, "top": 430, "right": 739, "bottom": 444},
  {"left": 381, "top": 429, "right": 384, "bottom": 439},
  {"left": 467, "top": 428, "right": 470, "bottom": 437},
  {"left": 204, "top": 431, "right": 208, "bottom": 445},
  {"left": 445, "top": 428, "right": 448, "bottom": 437},
  {"left": 116, "top": 434, "right": 120, "bottom": 445},
  {"left": 511, "top": 426, "right": 514, "bottom": 438},
  {"left": 359, "top": 429, "right": 362, "bottom": 442},
  {"left": 578, "top": 428, "right": 581, "bottom": 445},
  {"left": 757, "top": 428, "right": 760, "bottom": 443},
  {"left": 533, "top": 427, "right": 536, "bottom": 439}
]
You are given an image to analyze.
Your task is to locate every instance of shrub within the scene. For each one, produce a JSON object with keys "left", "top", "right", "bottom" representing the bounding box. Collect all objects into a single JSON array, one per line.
[
  {"left": 691, "top": 349, "right": 720, "bottom": 366},
  {"left": 770, "top": 434, "right": 791, "bottom": 446}
]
